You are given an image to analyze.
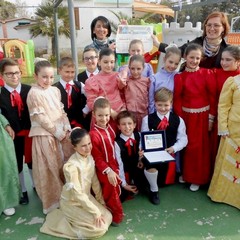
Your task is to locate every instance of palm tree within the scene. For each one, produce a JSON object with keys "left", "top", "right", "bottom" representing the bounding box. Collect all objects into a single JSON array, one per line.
[{"left": 29, "top": 0, "right": 70, "bottom": 56}]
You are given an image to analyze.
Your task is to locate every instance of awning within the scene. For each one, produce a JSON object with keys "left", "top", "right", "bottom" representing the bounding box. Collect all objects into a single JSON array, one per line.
[{"left": 133, "top": 1, "right": 175, "bottom": 17}]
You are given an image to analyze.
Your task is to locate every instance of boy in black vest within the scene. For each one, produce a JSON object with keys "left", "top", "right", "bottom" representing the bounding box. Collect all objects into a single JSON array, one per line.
[
  {"left": 54, "top": 57, "right": 90, "bottom": 130},
  {"left": 141, "top": 87, "right": 188, "bottom": 205},
  {"left": 115, "top": 111, "right": 146, "bottom": 202},
  {"left": 0, "top": 58, "right": 35, "bottom": 205}
]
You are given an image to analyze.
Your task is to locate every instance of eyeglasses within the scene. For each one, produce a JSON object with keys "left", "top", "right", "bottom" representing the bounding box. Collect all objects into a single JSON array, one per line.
[
  {"left": 205, "top": 24, "right": 223, "bottom": 29},
  {"left": 3, "top": 71, "right": 21, "bottom": 78},
  {"left": 84, "top": 56, "right": 98, "bottom": 62}
]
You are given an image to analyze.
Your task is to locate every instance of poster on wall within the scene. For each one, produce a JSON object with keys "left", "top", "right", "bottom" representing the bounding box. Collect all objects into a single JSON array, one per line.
[{"left": 116, "top": 25, "right": 153, "bottom": 54}]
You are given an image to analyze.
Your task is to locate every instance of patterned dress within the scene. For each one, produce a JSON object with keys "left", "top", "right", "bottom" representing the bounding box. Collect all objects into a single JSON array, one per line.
[
  {"left": 208, "top": 75, "right": 240, "bottom": 209},
  {"left": 40, "top": 152, "right": 112, "bottom": 239}
]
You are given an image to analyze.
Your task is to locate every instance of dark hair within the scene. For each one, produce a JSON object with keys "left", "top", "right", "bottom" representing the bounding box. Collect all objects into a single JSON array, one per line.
[
  {"left": 82, "top": 47, "right": 99, "bottom": 60},
  {"left": 128, "top": 54, "right": 145, "bottom": 68},
  {"left": 90, "top": 16, "right": 111, "bottom": 41},
  {"left": 99, "top": 48, "right": 115, "bottom": 61},
  {"left": 70, "top": 128, "right": 89, "bottom": 147},
  {"left": 222, "top": 45, "right": 240, "bottom": 61},
  {"left": 0, "top": 58, "right": 18, "bottom": 73},
  {"left": 116, "top": 110, "right": 136, "bottom": 124},
  {"left": 93, "top": 97, "right": 110, "bottom": 112},
  {"left": 154, "top": 87, "right": 173, "bottom": 102},
  {"left": 203, "top": 11, "right": 230, "bottom": 38},
  {"left": 184, "top": 43, "right": 204, "bottom": 58},
  {"left": 59, "top": 56, "right": 75, "bottom": 69},
  {"left": 34, "top": 60, "right": 52, "bottom": 75}
]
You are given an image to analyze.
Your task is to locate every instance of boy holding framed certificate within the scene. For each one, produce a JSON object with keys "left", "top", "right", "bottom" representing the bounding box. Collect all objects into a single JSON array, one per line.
[{"left": 141, "top": 87, "right": 188, "bottom": 205}]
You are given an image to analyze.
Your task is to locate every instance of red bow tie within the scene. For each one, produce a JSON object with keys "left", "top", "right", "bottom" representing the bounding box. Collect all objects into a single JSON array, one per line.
[
  {"left": 65, "top": 83, "right": 72, "bottom": 108},
  {"left": 125, "top": 138, "right": 136, "bottom": 156},
  {"left": 157, "top": 116, "right": 169, "bottom": 130},
  {"left": 11, "top": 90, "right": 23, "bottom": 117}
]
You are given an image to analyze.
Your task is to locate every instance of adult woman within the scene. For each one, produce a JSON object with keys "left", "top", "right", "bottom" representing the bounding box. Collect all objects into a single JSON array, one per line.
[
  {"left": 85, "top": 16, "right": 116, "bottom": 52},
  {"left": 208, "top": 74, "right": 240, "bottom": 209},
  {"left": 153, "top": 12, "right": 230, "bottom": 69}
]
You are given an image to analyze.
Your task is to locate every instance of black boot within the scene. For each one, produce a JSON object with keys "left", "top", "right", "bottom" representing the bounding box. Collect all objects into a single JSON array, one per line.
[
  {"left": 20, "top": 191, "right": 29, "bottom": 205},
  {"left": 149, "top": 191, "right": 160, "bottom": 205}
]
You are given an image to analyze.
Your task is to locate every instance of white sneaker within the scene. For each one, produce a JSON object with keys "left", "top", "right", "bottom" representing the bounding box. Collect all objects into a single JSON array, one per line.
[
  {"left": 3, "top": 208, "right": 15, "bottom": 216},
  {"left": 179, "top": 175, "right": 186, "bottom": 183},
  {"left": 190, "top": 184, "right": 200, "bottom": 192}
]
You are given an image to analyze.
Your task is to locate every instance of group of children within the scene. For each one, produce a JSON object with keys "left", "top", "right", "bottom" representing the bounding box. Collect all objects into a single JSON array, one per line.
[{"left": 0, "top": 31, "right": 240, "bottom": 239}]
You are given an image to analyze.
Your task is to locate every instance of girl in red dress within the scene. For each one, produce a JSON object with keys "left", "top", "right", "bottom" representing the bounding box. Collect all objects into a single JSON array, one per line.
[
  {"left": 210, "top": 45, "right": 240, "bottom": 170},
  {"left": 173, "top": 43, "right": 216, "bottom": 191}
]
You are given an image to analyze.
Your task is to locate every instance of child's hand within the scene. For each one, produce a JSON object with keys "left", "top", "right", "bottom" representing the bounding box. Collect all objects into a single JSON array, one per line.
[
  {"left": 165, "top": 147, "right": 174, "bottom": 154},
  {"left": 94, "top": 215, "right": 105, "bottom": 228},
  {"left": 110, "top": 109, "right": 118, "bottom": 120},
  {"left": 120, "top": 19, "right": 128, "bottom": 25},
  {"left": 139, "top": 149, "right": 144, "bottom": 158},
  {"left": 208, "top": 121, "right": 214, "bottom": 131},
  {"left": 109, "top": 42, "right": 116, "bottom": 51},
  {"left": 5, "top": 125, "right": 15, "bottom": 139},
  {"left": 107, "top": 169, "right": 121, "bottom": 187},
  {"left": 152, "top": 34, "right": 160, "bottom": 48},
  {"left": 123, "top": 184, "right": 138, "bottom": 194}
]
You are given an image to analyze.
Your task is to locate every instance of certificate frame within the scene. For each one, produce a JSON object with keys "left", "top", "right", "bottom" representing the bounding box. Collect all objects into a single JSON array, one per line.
[{"left": 141, "top": 130, "right": 167, "bottom": 153}]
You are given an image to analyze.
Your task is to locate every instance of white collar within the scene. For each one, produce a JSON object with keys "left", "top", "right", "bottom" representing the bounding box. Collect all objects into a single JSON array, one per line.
[
  {"left": 120, "top": 133, "right": 135, "bottom": 141},
  {"left": 86, "top": 68, "right": 99, "bottom": 77},
  {"left": 4, "top": 83, "right": 21, "bottom": 93},
  {"left": 60, "top": 79, "right": 74, "bottom": 88},
  {"left": 156, "top": 111, "right": 170, "bottom": 120}
]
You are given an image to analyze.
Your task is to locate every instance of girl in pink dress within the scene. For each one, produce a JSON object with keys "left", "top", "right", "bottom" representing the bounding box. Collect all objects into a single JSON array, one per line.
[
  {"left": 27, "top": 60, "right": 73, "bottom": 214},
  {"left": 119, "top": 54, "right": 150, "bottom": 130},
  {"left": 173, "top": 43, "right": 216, "bottom": 192},
  {"left": 85, "top": 48, "right": 126, "bottom": 128}
]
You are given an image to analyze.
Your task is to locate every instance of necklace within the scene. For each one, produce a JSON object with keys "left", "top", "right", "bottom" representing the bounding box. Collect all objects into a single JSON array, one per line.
[{"left": 185, "top": 66, "right": 200, "bottom": 72}]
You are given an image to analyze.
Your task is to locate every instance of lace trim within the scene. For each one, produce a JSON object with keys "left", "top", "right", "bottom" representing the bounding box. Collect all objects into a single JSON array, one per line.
[
  {"left": 65, "top": 182, "right": 74, "bottom": 190},
  {"left": 185, "top": 66, "right": 200, "bottom": 72},
  {"left": 234, "top": 76, "right": 240, "bottom": 90},
  {"left": 182, "top": 105, "right": 209, "bottom": 113},
  {"left": 30, "top": 110, "right": 44, "bottom": 116},
  {"left": 218, "top": 130, "right": 229, "bottom": 136}
]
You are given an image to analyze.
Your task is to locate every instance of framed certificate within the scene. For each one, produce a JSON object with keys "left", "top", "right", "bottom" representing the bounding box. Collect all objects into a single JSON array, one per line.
[{"left": 141, "top": 130, "right": 174, "bottom": 163}]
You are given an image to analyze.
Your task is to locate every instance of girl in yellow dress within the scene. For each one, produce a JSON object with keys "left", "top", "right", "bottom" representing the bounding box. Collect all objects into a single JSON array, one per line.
[{"left": 208, "top": 74, "right": 240, "bottom": 209}]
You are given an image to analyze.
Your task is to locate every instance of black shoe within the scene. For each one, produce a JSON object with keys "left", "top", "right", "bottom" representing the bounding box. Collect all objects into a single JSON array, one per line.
[
  {"left": 20, "top": 191, "right": 29, "bottom": 205},
  {"left": 149, "top": 191, "right": 160, "bottom": 205},
  {"left": 111, "top": 222, "right": 120, "bottom": 227}
]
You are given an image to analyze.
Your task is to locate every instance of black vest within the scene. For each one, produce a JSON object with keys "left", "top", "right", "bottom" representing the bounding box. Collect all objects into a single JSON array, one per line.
[
  {"left": 148, "top": 112, "right": 180, "bottom": 148},
  {"left": 54, "top": 81, "right": 87, "bottom": 127},
  {"left": 115, "top": 132, "right": 140, "bottom": 178},
  {"left": 0, "top": 84, "right": 31, "bottom": 133}
]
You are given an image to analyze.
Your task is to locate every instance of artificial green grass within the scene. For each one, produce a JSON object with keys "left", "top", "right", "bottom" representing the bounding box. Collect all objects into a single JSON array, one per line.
[{"left": 1, "top": 170, "right": 239, "bottom": 240}]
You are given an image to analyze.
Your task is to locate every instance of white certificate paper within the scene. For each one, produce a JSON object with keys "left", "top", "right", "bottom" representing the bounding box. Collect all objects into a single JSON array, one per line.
[
  {"left": 116, "top": 25, "right": 153, "bottom": 54},
  {"left": 144, "top": 134, "right": 163, "bottom": 150}
]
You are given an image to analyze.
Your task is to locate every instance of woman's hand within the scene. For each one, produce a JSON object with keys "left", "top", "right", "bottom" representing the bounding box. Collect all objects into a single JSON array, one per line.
[
  {"left": 94, "top": 215, "right": 105, "bottom": 228},
  {"left": 107, "top": 169, "right": 121, "bottom": 187}
]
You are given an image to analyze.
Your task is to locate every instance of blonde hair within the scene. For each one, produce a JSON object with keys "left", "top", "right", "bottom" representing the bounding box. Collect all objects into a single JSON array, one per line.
[
  {"left": 128, "top": 39, "right": 144, "bottom": 52},
  {"left": 154, "top": 87, "right": 173, "bottom": 102},
  {"left": 93, "top": 97, "right": 110, "bottom": 112}
]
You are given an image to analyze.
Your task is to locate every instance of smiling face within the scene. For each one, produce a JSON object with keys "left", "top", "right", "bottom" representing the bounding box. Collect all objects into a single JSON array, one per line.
[
  {"left": 35, "top": 66, "right": 54, "bottom": 89},
  {"left": 93, "top": 20, "right": 109, "bottom": 40},
  {"left": 93, "top": 107, "right": 111, "bottom": 128},
  {"left": 74, "top": 134, "right": 92, "bottom": 157},
  {"left": 98, "top": 54, "right": 115, "bottom": 74},
  {"left": 129, "top": 43, "right": 144, "bottom": 56},
  {"left": 185, "top": 49, "right": 202, "bottom": 70},
  {"left": 83, "top": 50, "right": 98, "bottom": 72},
  {"left": 155, "top": 100, "right": 172, "bottom": 115},
  {"left": 164, "top": 53, "right": 181, "bottom": 73},
  {"left": 221, "top": 51, "right": 239, "bottom": 71},
  {"left": 129, "top": 60, "right": 144, "bottom": 79},
  {"left": 58, "top": 66, "right": 75, "bottom": 83},
  {"left": 118, "top": 117, "right": 136, "bottom": 137},
  {"left": 1, "top": 65, "right": 21, "bottom": 88},
  {"left": 205, "top": 17, "right": 224, "bottom": 40}
]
